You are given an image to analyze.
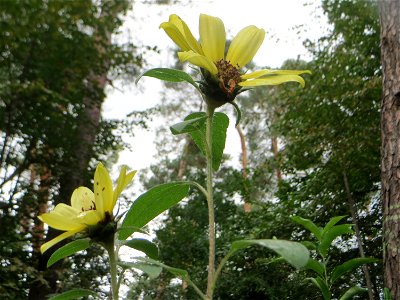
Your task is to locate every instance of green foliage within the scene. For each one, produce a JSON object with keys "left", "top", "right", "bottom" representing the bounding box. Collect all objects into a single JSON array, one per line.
[
  {"left": 121, "top": 238, "right": 159, "bottom": 260},
  {"left": 119, "top": 182, "right": 190, "bottom": 239},
  {"left": 48, "top": 289, "right": 98, "bottom": 300},
  {"left": 229, "top": 239, "right": 309, "bottom": 269},
  {"left": 294, "top": 216, "right": 379, "bottom": 299},
  {"left": 47, "top": 239, "right": 91, "bottom": 268},
  {"left": 136, "top": 67, "right": 200, "bottom": 91}
]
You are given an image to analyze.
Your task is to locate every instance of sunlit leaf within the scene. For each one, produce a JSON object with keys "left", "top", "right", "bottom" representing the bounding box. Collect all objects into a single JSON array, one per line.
[
  {"left": 119, "top": 182, "right": 190, "bottom": 240},
  {"left": 47, "top": 239, "right": 90, "bottom": 268},
  {"left": 230, "top": 239, "right": 309, "bottom": 269},
  {"left": 321, "top": 216, "right": 347, "bottom": 236}
]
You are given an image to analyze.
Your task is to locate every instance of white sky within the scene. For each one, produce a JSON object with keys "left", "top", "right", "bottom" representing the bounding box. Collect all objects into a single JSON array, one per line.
[{"left": 103, "top": 0, "right": 328, "bottom": 179}]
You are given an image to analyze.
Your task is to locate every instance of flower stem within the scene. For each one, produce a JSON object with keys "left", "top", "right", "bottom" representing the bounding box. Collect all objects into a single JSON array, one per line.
[
  {"left": 105, "top": 240, "right": 119, "bottom": 300},
  {"left": 205, "top": 104, "right": 215, "bottom": 299}
]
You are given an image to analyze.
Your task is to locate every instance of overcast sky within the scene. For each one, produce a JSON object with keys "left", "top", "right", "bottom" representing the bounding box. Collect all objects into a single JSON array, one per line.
[{"left": 103, "top": 0, "right": 328, "bottom": 176}]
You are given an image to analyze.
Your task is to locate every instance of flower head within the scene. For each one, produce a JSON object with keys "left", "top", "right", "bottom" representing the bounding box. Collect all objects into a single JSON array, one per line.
[
  {"left": 39, "top": 163, "right": 136, "bottom": 253},
  {"left": 160, "top": 14, "right": 310, "bottom": 106}
]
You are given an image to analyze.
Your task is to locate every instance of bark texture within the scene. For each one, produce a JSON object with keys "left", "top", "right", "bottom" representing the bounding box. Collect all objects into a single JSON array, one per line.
[{"left": 379, "top": 1, "right": 400, "bottom": 298}]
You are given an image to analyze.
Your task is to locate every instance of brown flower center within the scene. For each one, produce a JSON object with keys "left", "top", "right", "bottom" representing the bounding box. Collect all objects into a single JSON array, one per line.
[{"left": 215, "top": 59, "right": 242, "bottom": 97}]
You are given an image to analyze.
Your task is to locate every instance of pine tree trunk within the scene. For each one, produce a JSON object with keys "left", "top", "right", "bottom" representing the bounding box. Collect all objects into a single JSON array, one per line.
[{"left": 379, "top": 1, "right": 400, "bottom": 298}]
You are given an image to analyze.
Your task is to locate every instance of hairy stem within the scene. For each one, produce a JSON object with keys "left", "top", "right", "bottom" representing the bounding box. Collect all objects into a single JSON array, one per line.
[{"left": 205, "top": 105, "right": 215, "bottom": 299}]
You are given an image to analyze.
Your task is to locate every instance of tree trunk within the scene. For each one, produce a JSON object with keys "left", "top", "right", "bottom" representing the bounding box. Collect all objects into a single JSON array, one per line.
[
  {"left": 379, "top": 1, "right": 400, "bottom": 298},
  {"left": 29, "top": 2, "right": 130, "bottom": 299},
  {"left": 236, "top": 125, "right": 251, "bottom": 212}
]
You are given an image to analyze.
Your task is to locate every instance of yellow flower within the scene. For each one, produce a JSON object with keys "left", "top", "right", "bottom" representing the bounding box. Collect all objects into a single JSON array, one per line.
[
  {"left": 160, "top": 14, "right": 310, "bottom": 103},
  {"left": 39, "top": 163, "right": 136, "bottom": 253}
]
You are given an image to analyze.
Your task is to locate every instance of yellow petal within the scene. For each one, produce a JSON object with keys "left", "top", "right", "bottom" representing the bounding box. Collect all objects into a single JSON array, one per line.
[
  {"left": 74, "top": 210, "right": 102, "bottom": 226},
  {"left": 39, "top": 204, "right": 82, "bottom": 231},
  {"left": 226, "top": 25, "right": 265, "bottom": 68},
  {"left": 160, "top": 21, "right": 192, "bottom": 51},
  {"left": 113, "top": 166, "right": 136, "bottom": 208},
  {"left": 242, "top": 69, "right": 312, "bottom": 80},
  {"left": 71, "top": 187, "right": 96, "bottom": 211},
  {"left": 178, "top": 51, "right": 218, "bottom": 75},
  {"left": 199, "top": 14, "right": 225, "bottom": 62},
  {"left": 169, "top": 14, "right": 203, "bottom": 54},
  {"left": 94, "top": 163, "right": 114, "bottom": 216},
  {"left": 239, "top": 74, "right": 306, "bottom": 88},
  {"left": 40, "top": 227, "right": 83, "bottom": 254}
]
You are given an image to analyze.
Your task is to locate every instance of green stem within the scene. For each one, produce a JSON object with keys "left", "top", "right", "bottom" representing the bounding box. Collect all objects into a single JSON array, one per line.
[
  {"left": 205, "top": 104, "right": 215, "bottom": 299},
  {"left": 105, "top": 240, "right": 119, "bottom": 300}
]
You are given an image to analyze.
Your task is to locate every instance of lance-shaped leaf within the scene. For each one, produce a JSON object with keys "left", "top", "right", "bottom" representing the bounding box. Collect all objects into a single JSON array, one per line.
[
  {"left": 230, "top": 239, "right": 309, "bottom": 269},
  {"left": 119, "top": 182, "right": 190, "bottom": 240},
  {"left": 330, "top": 257, "right": 380, "bottom": 284},
  {"left": 339, "top": 286, "right": 367, "bottom": 300},
  {"left": 188, "top": 112, "right": 229, "bottom": 171},
  {"left": 121, "top": 238, "right": 159, "bottom": 260},
  {"left": 47, "top": 239, "right": 90, "bottom": 267},
  {"left": 292, "top": 216, "right": 322, "bottom": 241},
  {"left": 170, "top": 114, "right": 207, "bottom": 135},
  {"left": 136, "top": 68, "right": 199, "bottom": 91},
  {"left": 305, "top": 258, "right": 325, "bottom": 277},
  {"left": 319, "top": 224, "right": 353, "bottom": 257},
  {"left": 307, "top": 277, "right": 331, "bottom": 300},
  {"left": 119, "top": 261, "right": 162, "bottom": 279},
  {"left": 48, "top": 289, "right": 98, "bottom": 300},
  {"left": 321, "top": 215, "right": 347, "bottom": 236}
]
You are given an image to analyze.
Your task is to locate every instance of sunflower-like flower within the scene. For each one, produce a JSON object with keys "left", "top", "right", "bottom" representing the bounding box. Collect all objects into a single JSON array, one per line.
[
  {"left": 160, "top": 14, "right": 310, "bottom": 106},
  {"left": 39, "top": 163, "right": 136, "bottom": 253}
]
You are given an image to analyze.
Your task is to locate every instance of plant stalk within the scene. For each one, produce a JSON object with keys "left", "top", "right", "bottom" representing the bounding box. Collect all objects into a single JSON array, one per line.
[
  {"left": 105, "top": 240, "right": 119, "bottom": 300},
  {"left": 205, "top": 104, "right": 216, "bottom": 299}
]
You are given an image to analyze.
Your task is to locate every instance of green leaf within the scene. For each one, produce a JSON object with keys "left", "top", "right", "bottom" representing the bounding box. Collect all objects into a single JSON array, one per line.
[
  {"left": 307, "top": 277, "right": 331, "bottom": 300},
  {"left": 170, "top": 115, "right": 207, "bottom": 135},
  {"left": 134, "top": 257, "right": 189, "bottom": 278},
  {"left": 319, "top": 224, "right": 353, "bottom": 257},
  {"left": 47, "top": 239, "right": 90, "bottom": 268},
  {"left": 330, "top": 257, "right": 380, "bottom": 284},
  {"left": 188, "top": 112, "right": 229, "bottom": 171},
  {"left": 136, "top": 68, "right": 199, "bottom": 90},
  {"left": 119, "top": 261, "right": 162, "bottom": 279},
  {"left": 119, "top": 182, "right": 190, "bottom": 240},
  {"left": 122, "top": 238, "right": 159, "bottom": 260},
  {"left": 292, "top": 216, "right": 322, "bottom": 241},
  {"left": 384, "top": 287, "right": 392, "bottom": 300},
  {"left": 230, "top": 239, "right": 309, "bottom": 269},
  {"left": 322, "top": 216, "right": 347, "bottom": 236},
  {"left": 301, "top": 241, "right": 317, "bottom": 250},
  {"left": 339, "top": 286, "right": 367, "bottom": 300},
  {"left": 48, "top": 289, "right": 98, "bottom": 300},
  {"left": 305, "top": 258, "right": 325, "bottom": 276}
]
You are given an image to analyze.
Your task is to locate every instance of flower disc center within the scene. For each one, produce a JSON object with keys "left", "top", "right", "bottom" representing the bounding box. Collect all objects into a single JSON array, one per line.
[{"left": 215, "top": 59, "right": 242, "bottom": 96}]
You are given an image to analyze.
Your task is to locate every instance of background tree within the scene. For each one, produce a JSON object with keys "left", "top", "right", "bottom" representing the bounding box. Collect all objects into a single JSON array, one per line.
[
  {"left": 379, "top": 1, "right": 400, "bottom": 298},
  {"left": 0, "top": 1, "right": 146, "bottom": 298}
]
